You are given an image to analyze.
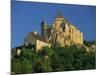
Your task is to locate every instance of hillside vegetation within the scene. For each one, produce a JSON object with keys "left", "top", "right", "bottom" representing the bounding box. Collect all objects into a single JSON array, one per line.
[{"left": 11, "top": 41, "right": 96, "bottom": 74}]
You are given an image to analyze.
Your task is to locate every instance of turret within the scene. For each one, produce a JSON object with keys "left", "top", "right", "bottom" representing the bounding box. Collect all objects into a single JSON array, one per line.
[
  {"left": 53, "top": 13, "right": 65, "bottom": 31},
  {"left": 55, "top": 13, "right": 64, "bottom": 21},
  {"left": 41, "top": 17, "right": 48, "bottom": 36}
]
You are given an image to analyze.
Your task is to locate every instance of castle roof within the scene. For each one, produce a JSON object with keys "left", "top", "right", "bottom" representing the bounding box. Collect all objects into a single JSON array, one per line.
[
  {"left": 55, "top": 13, "right": 64, "bottom": 18},
  {"left": 28, "top": 32, "right": 47, "bottom": 43}
]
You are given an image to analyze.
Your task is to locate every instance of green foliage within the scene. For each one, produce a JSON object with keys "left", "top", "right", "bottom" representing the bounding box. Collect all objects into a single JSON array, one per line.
[
  {"left": 84, "top": 40, "right": 96, "bottom": 47},
  {"left": 11, "top": 44, "right": 96, "bottom": 74},
  {"left": 11, "top": 59, "right": 33, "bottom": 74},
  {"left": 41, "top": 58, "right": 52, "bottom": 72}
]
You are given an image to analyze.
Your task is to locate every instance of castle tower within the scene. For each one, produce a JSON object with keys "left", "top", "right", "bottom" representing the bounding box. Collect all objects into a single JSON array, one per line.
[
  {"left": 41, "top": 17, "right": 48, "bottom": 36},
  {"left": 41, "top": 17, "right": 50, "bottom": 42},
  {"left": 53, "top": 13, "right": 65, "bottom": 31}
]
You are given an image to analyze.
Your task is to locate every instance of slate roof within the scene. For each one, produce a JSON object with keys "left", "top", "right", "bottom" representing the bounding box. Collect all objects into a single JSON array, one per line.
[{"left": 28, "top": 32, "right": 47, "bottom": 43}]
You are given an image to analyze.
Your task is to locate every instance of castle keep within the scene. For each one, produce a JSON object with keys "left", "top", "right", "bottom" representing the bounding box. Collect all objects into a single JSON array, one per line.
[{"left": 24, "top": 13, "right": 83, "bottom": 51}]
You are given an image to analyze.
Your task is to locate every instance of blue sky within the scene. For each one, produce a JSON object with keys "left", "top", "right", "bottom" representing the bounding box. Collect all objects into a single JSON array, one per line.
[{"left": 11, "top": 1, "right": 96, "bottom": 48}]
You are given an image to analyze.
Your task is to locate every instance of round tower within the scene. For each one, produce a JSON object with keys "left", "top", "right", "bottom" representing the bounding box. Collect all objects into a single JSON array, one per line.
[
  {"left": 41, "top": 17, "right": 48, "bottom": 36},
  {"left": 53, "top": 13, "right": 65, "bottom": 31}
]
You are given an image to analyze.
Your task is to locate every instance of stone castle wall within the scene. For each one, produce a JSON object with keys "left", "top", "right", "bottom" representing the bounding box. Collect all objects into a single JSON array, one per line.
[
  {"left": 41, "top": 15, "right": 83, "bottom": 47},
  {"left": 25, "top": 14, "right": 84, "bottom": 50},
  {"left": 36, "top": 40, "right": 50, "bottom": 52}
]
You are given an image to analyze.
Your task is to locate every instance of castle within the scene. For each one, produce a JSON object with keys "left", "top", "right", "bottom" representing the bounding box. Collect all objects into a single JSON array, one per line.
[{"left": 24, "top": 13, "right": 83, "bottom": 51}]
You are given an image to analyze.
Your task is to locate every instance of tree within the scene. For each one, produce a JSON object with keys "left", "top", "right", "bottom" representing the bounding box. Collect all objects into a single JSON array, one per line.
[
  {"left": 11, "top": 44, "right": 96, "bottom": 74},
  {"left": 11, "top": 59, "right": 33, "bottom": 74}
]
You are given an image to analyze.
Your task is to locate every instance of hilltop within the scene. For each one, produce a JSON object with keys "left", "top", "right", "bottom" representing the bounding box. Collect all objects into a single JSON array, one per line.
[{"left": 11, "top": 13, "right": 96, "bottom": 74}]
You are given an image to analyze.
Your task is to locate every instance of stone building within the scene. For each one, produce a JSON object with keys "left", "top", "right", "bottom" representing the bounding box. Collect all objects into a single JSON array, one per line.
[
  {"left": 24, "top": 31, "right": 50, "bottom": 52},
  {"left": 24, "top": 13, "right": 83, "bottom": 50},
  {"left": 41, "top": 13, "right": 83, "bottom": 47}
]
